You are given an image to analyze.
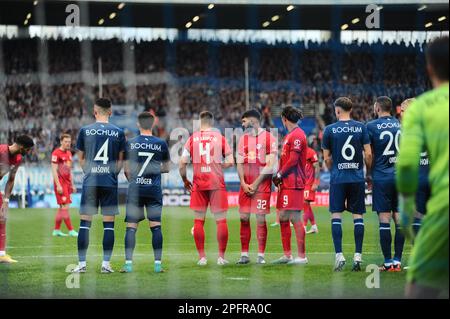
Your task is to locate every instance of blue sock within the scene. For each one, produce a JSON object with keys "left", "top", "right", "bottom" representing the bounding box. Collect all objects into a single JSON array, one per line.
[
  {"left": 77, "top": 220, "right": 91, "bottom": 262},
  {"left": 354, "top": 218, "right": 364, "bottom": 254},
  {"left": 412, "top": 217, "right": 422, "bottom": 235},
  {"left": 394, "top": 224, "right": 405, "bottom": 262},
  {"left": 150, "top": 225, "right": 163, "bottom": 262},
  {"left": 379, "top": 222, "right": 392, "bottom": 264},
  {"left": 125, "top": 227, "right": 137, "bottom": 262},
  {"left": 103, "top": 222, "right": 115, "bottom": 262},
  {"left": 331, "top": 218, "right": 342, "bottom": 254}
]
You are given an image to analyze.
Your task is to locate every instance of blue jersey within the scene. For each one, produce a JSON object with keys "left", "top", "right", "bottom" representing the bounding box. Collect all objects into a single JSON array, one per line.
[
  {"left": 419, "top": 150, "right": 430, "bottom": 184},
  {"left": 76, "top": 122, "right": 126, "bottom": 187},
  {"left": 322, "top": 120, "right": 370, "bottom": 184},
  {"left": 126, "top": 135, "right": 169, "bottom": 198},
  {"left": 366, "top": 116, "right": 401, "bottom": 181}
]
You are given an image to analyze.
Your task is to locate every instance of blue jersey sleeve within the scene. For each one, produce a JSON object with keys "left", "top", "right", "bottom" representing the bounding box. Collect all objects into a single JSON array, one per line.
[
  {"left": 162, "top": 141, "right": 170, "bottom": 162},
  {"left": 321, "top": 127, "right": 330, "bottom": 150},
  {"left": 76, "top": 129, "right": 85, "bottom": 152},
  {"left": 119, "top": 131, "right": 127, "bottom": 153}
]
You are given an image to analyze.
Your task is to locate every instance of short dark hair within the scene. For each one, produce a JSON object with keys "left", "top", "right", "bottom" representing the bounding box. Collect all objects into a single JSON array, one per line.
[
  {"left": 426, "top": 36, "right": 449, "bottom": 81},
  {"left": 138, "top": 112, "right": 155, "bottom": 130},
  {"left": 241, "top": 109, "right": 261, "bottom": 121},
  {"left": 95, "top": 98, "right": 112, "bottom": 109},
  {"left": 199, "top": 111, "right": 214, "bottom": 125},
  {"left": 16, "top": 135, "right": 34, "bottom": 148},
  {"left": 334, "top": 97, "right": 353, "bottom": 112},
  {"left": 375, "top": 96, "right": 393, "bottom": 113},
  {"left": 281, "top": 106, "right": 303, "bottom": 123}
]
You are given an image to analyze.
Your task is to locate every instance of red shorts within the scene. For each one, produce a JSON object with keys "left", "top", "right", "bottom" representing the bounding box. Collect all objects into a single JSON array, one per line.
[
  {"left": 239, "top": 191, "right": 271, "bottom": 214},
  {"left": 54, "top": 183, "right": 72, "bottom": 205},
  {"left": 276, "top": 189, "right": 304, "bottom": 211},
  {"left": 304, "top": 185, "right": 316, "bottom": 202},
  {"left": 190, "top": 189, "right": 228, "bottom": 213}
]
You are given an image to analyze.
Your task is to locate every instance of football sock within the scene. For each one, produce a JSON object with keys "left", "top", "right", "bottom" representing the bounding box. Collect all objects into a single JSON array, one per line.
[
  {"left": 125, "top": 227, "right": 137, "bottom": 262},
  {"left": 280, "top": 221, "right": 292, "bottom": 256},
  {"left": 102, "top": 221, "right": 115, "bottom": 262},
  {"left": 379, "top": 222, "right": 392, "bottom": 263},
  {"left": 193, "top": 219, "right": 206, "bottom": 258},
  {"left": 353, "top": 218, "right": 364, "bottom": 254},
  {"left": 303, "top": 203, "right": 316, "bottom": 226},
  {"left": 54, "top": 209, "right": 63, "bottom": 230},
  {"left": 240, "top": 220, "right": 251, "bottom": 254},
  {"left": 0, "top": 222, "right": 6, "bottom": 253},
  {"left": 216, "top": 219, "right": 228, "bottom": 258},
  {"left": 412, "top": 217, "right": 422, "bottom": 235},
  {"left": 256, "top": 222, "right": 267, "bottom": 255},
  {"left": 293, "top": 221, "right": 306, "bottom": 258},
  {"left": 61, "top": 208, "right": 73, "bottom": 231},
  {"left": 77, "top": 220, "right": 91, "bottom": 262},
  {"left": 393, "top": 224, "right": 405, "bottom": 262},
  {"left": 331, "top": 218, "right": 343, "bottom": 253},
  {"left": 150, "top": 225, "right": 163, "bottom": 262}
]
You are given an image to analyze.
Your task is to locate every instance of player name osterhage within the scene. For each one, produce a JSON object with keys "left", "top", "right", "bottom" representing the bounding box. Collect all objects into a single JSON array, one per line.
[
  {"left": 85, "top": 129, "right": 119, "bottom": 137},
  {"left": 332, "top": 126, "right": 362, "bottom": 133},
  {"left": 338, "top": 162, "right": 360, "bottom": 169},
  {"left": 130, "top": 143, "right": 162, "bottom": 151}
]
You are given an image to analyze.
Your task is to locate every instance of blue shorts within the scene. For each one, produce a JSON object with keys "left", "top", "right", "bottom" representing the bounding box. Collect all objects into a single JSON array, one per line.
[
  {"left": 329, "top": 182, "right": 366, "bottom": 214},
  {"left": 416, "top": 180, "right": 431, "bottom": 215},
  {"left": 80, "top": 186, "right": 119, "bottom": 216},
  {"left": 125, "top": 194, "right": 163, "bottom": 223},
  {"left": 372, "top": 180, "right": 398, "bottom": 213}
]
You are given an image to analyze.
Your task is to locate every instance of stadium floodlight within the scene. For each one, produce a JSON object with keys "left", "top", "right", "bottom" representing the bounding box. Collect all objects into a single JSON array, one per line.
[
  {"left": 186, "top": 21, "right": 193, "bottom": 28},
  {"left": 351, "top": 18, "right": 360, "bottom": 24},
  {"left": 425, "top": 22, "right": 433, "bottom": 28},
  {"left": 193, "top": 16, "right": 200, "bottom": 22},
  {"left": 208, "top": 3, "right": 215, "bottom": 10},
  {"left": 118, "top": 2, "right": 125, "bottom": 10},
  {"left": 271, "top": 15, "right": 280, "bottom": 22},
  {"left": 287, "top": 5, "right": 295, "bottom": 12},
  {"left": 418, "top": 5, "right": 427, "bottom": 11},
  {"left": 341, "top": 23, "right": 349, "bottom": 30},
  {"left": 26, "top": 13, "right": 32, "bottom": 20},
  {"left": 438, "top": 16, "right": 447, "bottom": 22},
  {"left": 109, "top": 12, "right": 117, "bottom": 19},
  {"left": 24, "top": 19, "right": 28, "bottom": 26},
  {"left": 33, "top": 0, "right": 38, "bottom": 5},
  {"left": 98, "top": 18, "right": 105, "bottom": 25},
  {"left": 262, "top": 21, "right": 270, "bottom": 28}
]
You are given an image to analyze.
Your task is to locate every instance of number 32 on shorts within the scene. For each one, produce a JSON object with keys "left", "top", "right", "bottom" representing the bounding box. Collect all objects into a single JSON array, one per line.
[{"left": 257, "top": 199, "right": 267, "bottom": 210}]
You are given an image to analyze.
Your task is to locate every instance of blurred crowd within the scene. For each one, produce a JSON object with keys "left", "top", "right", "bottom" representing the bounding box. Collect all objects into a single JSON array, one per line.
[{"left": 1, "top": 38, "right": 430, "bottom": 163}]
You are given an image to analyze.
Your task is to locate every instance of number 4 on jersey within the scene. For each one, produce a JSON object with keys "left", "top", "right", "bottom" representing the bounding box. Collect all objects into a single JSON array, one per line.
[{"left": 94, "top": 139, "right": 109, "bottom": 165}]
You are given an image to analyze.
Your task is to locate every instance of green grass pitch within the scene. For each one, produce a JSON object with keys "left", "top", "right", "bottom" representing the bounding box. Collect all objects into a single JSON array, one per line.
[{"left": 0, "top": 206, "right": 411, "bottom": 299}]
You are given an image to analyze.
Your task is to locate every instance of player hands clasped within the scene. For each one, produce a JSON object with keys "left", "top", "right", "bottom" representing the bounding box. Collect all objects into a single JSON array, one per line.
[
  {"left": 0, "top": 136, "right": 35, "bottom": 264},
  {"left": 322, "top": 97, "right": 372, "bottom": 272},
  {"left": 272, "top": 106, "right": 308, "bottom": 265},
  {"left": 179, "top": 111, "right": 234, "bottom": 266},
  {"left": 120, "top": 112, "right": 170, "bottom": 274},
  {"left": 366, "top": 97, "right": 404, "bottom": 272},
  {"left": 72, "top": 98, "right": 127, "bottom": 274},
  {"left": 236, "top": 109, "right": 277, "bottom": 265},
  {"left": 51, "top": 134, "right": 78, "bottom": 237}
]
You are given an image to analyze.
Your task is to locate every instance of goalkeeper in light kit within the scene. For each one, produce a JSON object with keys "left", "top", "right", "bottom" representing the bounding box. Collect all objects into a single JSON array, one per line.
[
  {"left": 396, "top": 36, "right": 449, "bottom": 298},
  {"left": 179, "top": 111, "right": 234, "bottom": 266},
  {"left": 236, "top": 109, "right": 277, "bottom": 265},
  {"left": 272, "top": 106, "right": 308, "bottom": 265}
]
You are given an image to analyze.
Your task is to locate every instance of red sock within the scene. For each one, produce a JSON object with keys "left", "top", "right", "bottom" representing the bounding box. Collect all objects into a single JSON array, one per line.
[
  {"left": 0, "top": 223, "right": 6, "bottom": 252},
  {"left": 257, "top": 222, "right": 267, "bottom": 254},
  {"left": 240, "top": 220, "right": 251, "bottom": 253},
  {"left": 193, "top": 219, "right": 206, "bottom": 258},
  {"left": 61, "top": 208, "right": 73, "bottom": 231},
  {"left": 54, "top": 209, "right": 63, "bottom": 230},
  {"left": 305, "top": 203, "right": 316, "bottom": 226},
  {"left": 293, "top": 221, "right": 306, "bottom": 258},
  {"left": 216, "top": 219, "right": 228, "bottom": 258},
  {"left": 280, "top": 221, "right": 292, "bottom": 257}
]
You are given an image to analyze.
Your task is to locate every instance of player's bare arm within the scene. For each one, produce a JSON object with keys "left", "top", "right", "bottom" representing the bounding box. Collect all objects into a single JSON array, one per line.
[
  {"left": 251, "top": 153, "right": 276, "bottom": 192},
  {"left": 116, "top": 151, "right": 125, "bottom": 175},
  {"left": 323, "top": 149, "right": 332, "bottom": 170},
  {"left": 221, "top": 153, "right": 234, "bottom": 169},
  {"left": 0, "top": 165, "right": 18, "bottom": 219},
  {"left": 161, "top": 160, "right": 171, "bottom": 174},
  {"left": 363, "top": 144, "right": 373, "bottom": 185},
  {"left": 123, "top": 160, "right": 131, "bottom": 182},
  {"left": 51, "top": 162, "right": 63, "bottom": 195},
  {"left": 179, "top": 155, "right": 193, "bottom": 192},
  {"left": 311, "top": 161, "right": 320, "bottom": 191},
  {"left": 237, "top": 158, "right": 252, "bottom": 195},
  {"left": 78, "top": 150, "right": 86, "bottom": 172}
]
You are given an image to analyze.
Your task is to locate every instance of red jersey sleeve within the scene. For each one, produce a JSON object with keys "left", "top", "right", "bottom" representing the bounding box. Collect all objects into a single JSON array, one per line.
[
  {"left": 51, "top": 150, "right": 59, "bottom": 164},
  {"left": 267, "top": 133, "right": 278, "bottom": 155},
  {"left": 183, "top": 136, "right": 193, "bottom": 159},
  {"left": 222, "top": 135, "right": 232, "bottom": 157},
  {"left": 307, "top": 148, "right": 318, "bottom": 164}
]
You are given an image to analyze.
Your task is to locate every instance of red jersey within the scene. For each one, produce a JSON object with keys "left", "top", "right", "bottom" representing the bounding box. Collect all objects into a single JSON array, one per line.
[
  {"left": 51, "top": 148, "right": 73, "bottom": 185},
  {"left": 184, "top": 129, "right": 232, "bottom": 191},
  {"left": 238, "top": 130, "right": 277, "bottom": 193},
  {"left": 305, "top": 147, "right": 319, "bottom": 186},
  {"left": 278, "top": 127, "right": 307, "bottom": 190},
  {"left": 0, "top": 144, "right": 22, "bottom": 177}
]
